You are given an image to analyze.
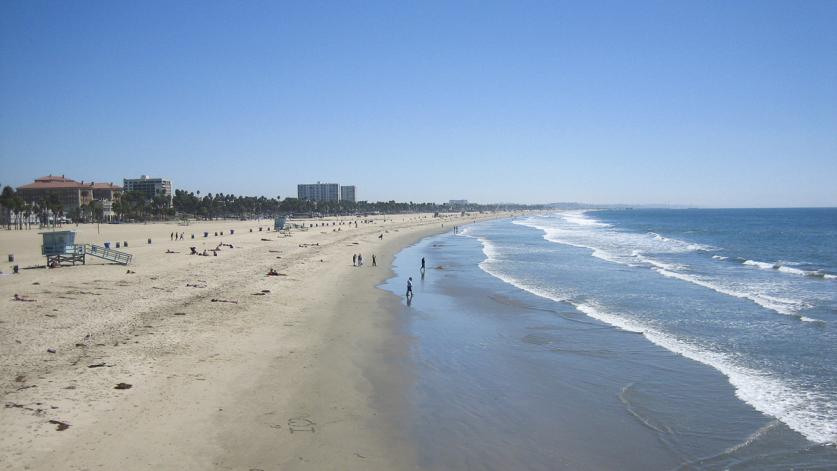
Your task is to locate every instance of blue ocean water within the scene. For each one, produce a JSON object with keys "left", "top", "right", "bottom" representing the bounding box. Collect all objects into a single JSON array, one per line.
[{"left": 464, "top": 208, "right": 837, "bottom": 446}]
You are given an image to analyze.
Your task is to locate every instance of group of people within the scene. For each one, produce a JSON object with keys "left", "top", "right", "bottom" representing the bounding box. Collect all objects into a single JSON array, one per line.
[
  {"left": 352, "top": 253, "right": 376, "bottom": 267},
  {"left": 405, "top": 257, "right": 427, "bottom": 300},
  {"left": 170, "top": 232, "right": 185, "bottom": 241}
]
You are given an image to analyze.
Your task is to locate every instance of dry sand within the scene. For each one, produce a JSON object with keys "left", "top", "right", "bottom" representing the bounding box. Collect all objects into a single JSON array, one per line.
[{"left": 0, "top": 212, "right": 510, "bottom": 470}]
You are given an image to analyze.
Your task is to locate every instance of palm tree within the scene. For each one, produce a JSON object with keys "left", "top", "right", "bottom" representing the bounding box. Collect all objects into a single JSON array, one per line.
[{"left": 0, "top": 186, "right": 15, "bottom": 229}]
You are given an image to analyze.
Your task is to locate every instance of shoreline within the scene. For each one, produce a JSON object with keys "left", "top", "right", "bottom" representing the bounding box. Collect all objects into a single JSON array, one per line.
[
  {"left": 386, "top": 215, "right": 837, "bottom": 470},
  {"left": 0, "top": 212, "right": 514, "bottom": 470}
]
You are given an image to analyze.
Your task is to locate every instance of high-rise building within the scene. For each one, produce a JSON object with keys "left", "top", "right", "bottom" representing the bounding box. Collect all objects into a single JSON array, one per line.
[
  {"left": 123, "top": 175, "right": 173, "bottom": 205},
  {"left": 340, "top": 185, "right": 356, "bottom": 203},
  {"left": 297, "top": 182, "right": 340, "bottom": 202},
  {"left": 449, "top": 199, "right": 469, "bottom": 206}
]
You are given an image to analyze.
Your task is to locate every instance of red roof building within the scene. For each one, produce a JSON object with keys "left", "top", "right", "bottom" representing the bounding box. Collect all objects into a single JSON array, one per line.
[{"left": 17, "top": 175, "right": 122, "bottom": 219}]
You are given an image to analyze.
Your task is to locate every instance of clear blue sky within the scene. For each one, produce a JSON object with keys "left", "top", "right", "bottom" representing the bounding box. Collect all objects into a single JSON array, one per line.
[{"left": 1, "top": 1, "right": 835, "bottom": 207}]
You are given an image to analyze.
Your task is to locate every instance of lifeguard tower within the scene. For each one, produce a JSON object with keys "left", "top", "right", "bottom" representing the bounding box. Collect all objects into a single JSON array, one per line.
[
  {"left": 274, "top": 216, "right": 287, "bottom": 231},
  {"left": 41, "top": 231, "right": 133, "bottom": 267}
]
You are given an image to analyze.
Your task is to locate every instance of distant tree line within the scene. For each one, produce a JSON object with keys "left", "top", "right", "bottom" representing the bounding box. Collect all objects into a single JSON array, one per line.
[
  {"left": 0, "top": 184, "right": 67, "bottom": 229},
  {"left": 0, "top": 183, "right": 543, "bottom": 228},
  {"left": 170, "top": 189, "right": 543, "bottom": 219}
]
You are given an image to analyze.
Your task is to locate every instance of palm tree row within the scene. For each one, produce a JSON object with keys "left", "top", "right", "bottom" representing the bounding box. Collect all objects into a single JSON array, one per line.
[
  {"left": 1, "top": 185, "right": 66, "bottom": 230},
  {"left": 1, "top": 184, "right": 540, "bottom": 228}
]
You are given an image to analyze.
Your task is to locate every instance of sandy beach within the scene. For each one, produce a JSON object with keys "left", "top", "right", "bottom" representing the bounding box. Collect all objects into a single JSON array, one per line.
[{"left": 0, "top": 212, "right": 509, "bottom": 470}]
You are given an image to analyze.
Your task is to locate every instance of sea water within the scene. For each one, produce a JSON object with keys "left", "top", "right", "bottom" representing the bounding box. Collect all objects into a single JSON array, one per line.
[{"left": 383, "top": 209, "right": 837, "bottom": 470}]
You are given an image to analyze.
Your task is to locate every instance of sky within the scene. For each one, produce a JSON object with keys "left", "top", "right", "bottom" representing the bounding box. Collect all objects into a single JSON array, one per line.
[{"left": 1, "top": 1, "right": 835, "bottom": 207}]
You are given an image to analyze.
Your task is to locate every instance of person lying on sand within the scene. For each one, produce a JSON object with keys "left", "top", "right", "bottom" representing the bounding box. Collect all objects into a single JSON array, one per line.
[
  {"left": 13, "top": 293, "right": 35, "bottom": 302},
  {"left": 190, "top": 247, "right": 198, "bottom": 255},
  {"left": 267, "top": 268, "right": 279, "bottom": 276}
]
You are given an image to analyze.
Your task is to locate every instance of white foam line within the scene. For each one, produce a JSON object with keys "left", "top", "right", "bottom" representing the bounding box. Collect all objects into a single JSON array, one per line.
[
  {"left": 465, "top": 231, "right": 836, "bottom": 444},
  {"left": 741, "top": 259, "right": 836, "bottom": 282},
  {"left": 560, "top": 210, "right": 612, "bottom": 227},
  {"left": 515, "top": 217, "right": 809, "bottom": 317},
  {"left": 653, "top": 268, "right": 808, "bottom": 317}
]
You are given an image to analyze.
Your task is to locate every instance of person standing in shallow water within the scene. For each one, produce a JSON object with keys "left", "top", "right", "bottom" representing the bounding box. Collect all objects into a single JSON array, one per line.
[
  {"left": 406, "top": 277, "right": 413, "bottom": 298},
  {"left": 421, "top": 257, "right": 426, "bottom": 273}
]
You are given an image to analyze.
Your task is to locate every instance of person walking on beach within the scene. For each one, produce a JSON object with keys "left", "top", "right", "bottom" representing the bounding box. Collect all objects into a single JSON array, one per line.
[
  {"left": 372, "top": 254, "right": 376, "bottom": 266},
  {"left": 358, "top": 254, "right": 363, "bottom": 266},
  {"left": 353, "top": 254, "right": 357, "bottom": 266},
  {"left": 406, "top": 277, "right": 413, "bottom": 298},
  {"left": 170, "top": 232, "right": 174, "bottom": 241}
]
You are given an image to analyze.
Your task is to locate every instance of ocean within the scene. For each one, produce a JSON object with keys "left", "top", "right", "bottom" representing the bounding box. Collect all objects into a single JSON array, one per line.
[{"left": 382, "top": 208, "right": 837, "bottom": 470}]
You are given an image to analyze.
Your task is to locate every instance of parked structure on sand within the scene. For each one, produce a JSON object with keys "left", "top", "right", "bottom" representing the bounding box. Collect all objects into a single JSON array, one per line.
[{"left": 40, "top": 230, "right": 132, "bottom": 267}]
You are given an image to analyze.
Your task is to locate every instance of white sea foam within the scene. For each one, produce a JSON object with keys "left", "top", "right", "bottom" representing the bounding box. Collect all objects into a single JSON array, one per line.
[
  {"left": 712, "top": 255, "right": 729, "bottom": 261},
  {"left": 633, "top": 253, "right": 687, "bottom": 272},
  {"left": 515, "top": 213, "right": 820, "bottom": 318},
  {"left": 741, "top": 259, "right": 837, "bottom": 281},
  {"left": 460, "top": 231, "right": 573, "bottom": 303},
  {"left": 743, "top": 260, "right": 778, "bottom": 270},
  {"left": 466, "top": 234, "right": 837, "bottom": 444},
  {"left": 777, "top": 265, "right": 807, "bottom": 276},
  {"left": 515, "top": 214, "right": 710, "bottom": 270},
  {"left": 653, "top": 268, "right": 809, "bottom": 316},
  {"left": 560, "top": 210, "right": 611, "bottom": 227},
  {"left": 649, "top": 232, "right": 669, "bottom": 241}
]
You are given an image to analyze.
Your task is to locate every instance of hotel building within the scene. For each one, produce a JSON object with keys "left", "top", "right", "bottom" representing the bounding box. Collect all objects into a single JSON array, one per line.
[
  {"left": 16, "top": 175, "right": 122, "bottom": 220},
  {"left": 298, "top": 182, "right": 340, "bottom": 202},
  {"left": 123, "top": 175, "right": 173, "bottom": 205},
  {"left": 340, "top": 185, "right": 356, "bottom": 203}
]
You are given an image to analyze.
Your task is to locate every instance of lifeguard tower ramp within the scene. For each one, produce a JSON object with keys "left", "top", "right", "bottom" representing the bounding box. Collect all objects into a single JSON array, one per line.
[
  {"left": 83, "top": 244, "right": 132, "bottom": 265},
  {"left": 41, "top": 231, "right": 132, "bottom": 267}
]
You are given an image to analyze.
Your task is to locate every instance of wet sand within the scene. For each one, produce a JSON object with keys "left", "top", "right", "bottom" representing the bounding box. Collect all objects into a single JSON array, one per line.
[
  {"left": 381, "top": 229, "right": 837, "bottom": 470},
  {"left": 0, "top": 213, "right": 509, "bottom": 470}
]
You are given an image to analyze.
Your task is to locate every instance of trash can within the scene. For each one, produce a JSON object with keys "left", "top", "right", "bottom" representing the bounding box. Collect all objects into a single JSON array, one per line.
[
  {"left": 115, "top": 242, "right": 120, "bottom": 248},
  {"left": 230, "top": 229, "right": 234, "bottom": 235},
  {"left": 147, "top": 238, "right": 152, "bottom": 244},
  {"left": 123, "top": 241, "right": 128, "bottom": 247},
  {"left": 7, "top": 254, "right": 13, "bottom": 262},
  {"left": 204, "top": 232, "right": 208, "bottom": 238}
]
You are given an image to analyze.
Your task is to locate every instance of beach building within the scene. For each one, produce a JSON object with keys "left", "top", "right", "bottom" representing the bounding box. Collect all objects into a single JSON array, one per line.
[
  {"left": 298, "top": 182, "right": 340, "bottom": 202},
  {"left": 340, "top": 185, "right": 356, "bottom": 203},
  {"left": 16, "top": 175, "right": 122, "bottom": 221},
  {"left": 123, "top": 175, "right": 173, "bottom": 206}
]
